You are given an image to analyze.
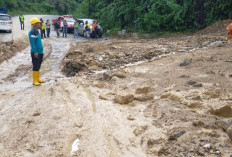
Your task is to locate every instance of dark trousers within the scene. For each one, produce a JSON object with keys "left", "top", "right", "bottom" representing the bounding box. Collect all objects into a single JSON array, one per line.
[
  {"left": 20, "top": 21, "right": 24, "bottom": 30},
  {"left": 46, "top": 28, "right": 50, "bottom": 37},
  {"left": 31, "top": 53, "right": 43, "bottom": 71},
  {"left": 42, "top": 29, "right": 46, "bottom": 38},
  {"left": 92, "top": 30, "right": 96, "bottom": 39}
]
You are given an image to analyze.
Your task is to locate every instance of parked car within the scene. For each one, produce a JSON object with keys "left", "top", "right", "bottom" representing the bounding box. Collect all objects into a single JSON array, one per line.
[
  {"left": 0, "top": 13, "right": 12, "bottom": 33},
  {"left": 77, "top": 18, "right": 103, "bottom": 37}
]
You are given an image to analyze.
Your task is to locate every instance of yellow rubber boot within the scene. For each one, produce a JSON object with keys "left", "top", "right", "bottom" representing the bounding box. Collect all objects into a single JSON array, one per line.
[
  {"left": 33, "top": 71, "right": 40, "bottom": 86},
  {"left": 38, "top": 71, "right": 45, "bottom": 83}
]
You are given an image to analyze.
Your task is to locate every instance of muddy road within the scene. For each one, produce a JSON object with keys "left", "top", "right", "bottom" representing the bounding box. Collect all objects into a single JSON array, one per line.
[{"left": 1, "top": 16, "right": 232, "bottom": 157}]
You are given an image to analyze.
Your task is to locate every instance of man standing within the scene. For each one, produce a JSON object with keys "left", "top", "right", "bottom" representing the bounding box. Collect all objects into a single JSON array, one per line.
[
  {"left": 19, "top": 14, "right": 24, "bottom": 30},
  {"left": 46, "top": 19, "right": 51, "bottom": 37},
  {"left": 74, "top": 19, "right": 79, "bottom": 38},
  {"left": 28, "top": 17, "right": 46, "bottom": 86},
  {"left": 41, "top": 19, "right": 46, "bottom": 38},
  {"left": 91, "top": 21, "right": 97, "bottom": 39},
  {"left": 63, "top": 18, "right": 68, "bottom": 38},
  {"left": 54, "top": 19, "right": 60, "bottom": 38},
  {"left": 84, "top": 21, "right": 90, "bottom": 38}
]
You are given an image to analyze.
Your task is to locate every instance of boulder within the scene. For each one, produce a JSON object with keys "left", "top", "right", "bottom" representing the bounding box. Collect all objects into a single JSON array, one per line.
[
  {"left": 113, "top": 72, "right": 126, "bottom": 78},
  {"left": 180, "top": 60, "right": 191, "bottom": 66},
  {"left": 133, "top": 125, "right": 148, "bottom": 136},
  {"left": 114, "top": 94, "right": 135, "bottom": 105},
  {"left": 135, "top": 87, "right": 152, "bottom": 95},
  {"left": 134, "top": 94, "right": 153, "bottom": 102},
  {"left": 210, "top": 105, "right": 232, "bottom": 117},
  {"left": 209, "top": 41, "right": 224, "bottom": 47}
]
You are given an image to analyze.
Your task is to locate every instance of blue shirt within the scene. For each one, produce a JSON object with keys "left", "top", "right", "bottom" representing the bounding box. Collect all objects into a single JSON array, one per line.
[{"left": 28, "top": 28, "right": 43, "bottom": 54}]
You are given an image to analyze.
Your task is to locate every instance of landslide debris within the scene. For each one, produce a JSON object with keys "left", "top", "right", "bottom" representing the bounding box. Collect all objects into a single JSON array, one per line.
[{"left": 0, "top": 40, "right": 28, "bottom": 64}]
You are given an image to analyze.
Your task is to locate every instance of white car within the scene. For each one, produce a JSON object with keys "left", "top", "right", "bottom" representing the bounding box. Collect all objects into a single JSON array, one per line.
[{"left": 0, "top": 14, "right": 12, "bottom": 33}]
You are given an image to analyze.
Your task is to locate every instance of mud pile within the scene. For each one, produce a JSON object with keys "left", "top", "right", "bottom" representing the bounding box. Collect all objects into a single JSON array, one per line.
[
  {"left": 0, "top": 40, "right": 28, "bottom": 64},
  {"left": 62, "top": 33, "right": 226, "bottom": 77},
  {"left": 197, "top": 19, "right": 232, "bottom": 35}
]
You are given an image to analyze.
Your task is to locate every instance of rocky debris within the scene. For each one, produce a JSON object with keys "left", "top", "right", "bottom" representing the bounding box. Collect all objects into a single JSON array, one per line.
[
  {"left": 192, "top": 120, "right": 205, "bottom": 127},
  {"left": 86, "top": 47, "right": 94, "bottom": 53},
  {"left": 178, "top": 49, "right": 187, "bottom": 53},
  {"left": 168, "top": 130, "right": 186, "bottom": 140},
  {"left": 193, "top": 83, "right": 203, "bottom": 87},
  {"left": 160, "top": 93, "right": 181, "bottom": 101},
  {"left": 203, "top": 90, "right": 221, "bottom": 99},
  {"left": 134, "top": 94, "right": 153, "bottom": 102},
  {"left": 187, "top": 80, "right": 203, "bottom": 87},
  {"left": 102, "top": 72, "right": 113, "bottom": 81},
  {"left": 133, "top": 125, "right": 148, "bottom": 136},
  {"left": 226, "top": 126, "right": 232, "bottom": 141},
  {"left": 215, "top": 119, "right": 232, "bottom": 141},
  {"left": 99, "top": 95, "right": 109, "bottom": 100},
  {"left": 62, "top": 61, "right": 86, "bottom": 77},
  {"left": 186, "top": 101, "right": 203, "bottom": 108},
  {"left": 0, "top": 40, "right": 28, "bottom": 64},
  {"left": 127, "top": 115, "right": 135, "bottom": 121},
  {"left": 114, "top": 94, "right": 135, "bottom": 105},
  {"left": 210, "top": 105, "right": 232, "bottom": 117},
  {"left": 215, "top": 119, "right": 232, "bottom": 131},
  {"left": 209, "top": 41, "right": 224, "bottom": 47},
  {"left": 180, "top": 59, "right": 191, "bottom": 66},
  {"left": 135, "top": 87, "right": 152, "bottom": 95},
  {"left": 112, "top": 72, "right": 126, "bottom": 78}
]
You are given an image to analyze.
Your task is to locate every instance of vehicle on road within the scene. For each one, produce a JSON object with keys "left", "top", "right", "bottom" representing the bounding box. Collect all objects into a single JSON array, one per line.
[
  {"left": 0, "top": 13, "right": 12, "bottom": 33},
  {"left": 0, "top": 7, "right": 7, "bottom": 14},
  {"left": 77, "top": 18, "right": 103, "bottom": 37},
  {"left": 52, "top": 15, "right": 75, "bottom": 32}
]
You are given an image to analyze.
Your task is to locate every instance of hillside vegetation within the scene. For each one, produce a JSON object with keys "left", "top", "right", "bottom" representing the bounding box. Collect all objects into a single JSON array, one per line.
[{"left": 1, "top": 0, "right": 232, "bottom": 33}]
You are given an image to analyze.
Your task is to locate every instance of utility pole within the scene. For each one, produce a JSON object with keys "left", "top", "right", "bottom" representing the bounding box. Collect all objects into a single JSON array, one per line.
[{"left": 88, "top": 0, "right": 90, "bottom": 18}]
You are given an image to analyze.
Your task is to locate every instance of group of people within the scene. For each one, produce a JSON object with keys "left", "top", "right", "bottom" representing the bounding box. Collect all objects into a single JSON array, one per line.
[
  {"left": 39, "top": 18, "right": 51, "bottom": 39},
  {"left": 20, "top": 15, "right": 101, "bottom": 40},
  {"left": 84, "top": 20, "right": 98, "bottom": 39},
  {"left": 53, "top": 18, "right": 69, "bottom": 38}
]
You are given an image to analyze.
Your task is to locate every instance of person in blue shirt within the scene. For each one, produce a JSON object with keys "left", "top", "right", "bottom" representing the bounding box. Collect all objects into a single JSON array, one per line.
[{"left": 28, "top": 17, "right": 46, "bottom": 86}]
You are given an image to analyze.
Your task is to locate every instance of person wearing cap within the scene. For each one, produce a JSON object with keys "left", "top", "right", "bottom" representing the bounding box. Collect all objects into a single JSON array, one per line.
[
  {"left": 74, "top": 19, "right": 79, "bottom": 38},
  {"left": 63, "top": 18, "right": 68, "bottom": 38},
  {"left": 28, "top": 17, "right": 45, "bottom": 86},
  {"left": 84, "top": 21, "right": 91, "bottom": 38}
]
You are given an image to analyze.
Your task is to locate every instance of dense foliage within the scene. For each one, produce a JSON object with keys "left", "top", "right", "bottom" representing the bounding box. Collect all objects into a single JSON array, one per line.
[{"left": 1, "top": 0, "right": 232, "bottom": 33}]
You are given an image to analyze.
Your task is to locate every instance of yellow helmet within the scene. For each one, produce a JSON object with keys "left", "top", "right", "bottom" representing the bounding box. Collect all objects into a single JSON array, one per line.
[{"left": 30, "top": 17, "right": 41, "bottom": 25}]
